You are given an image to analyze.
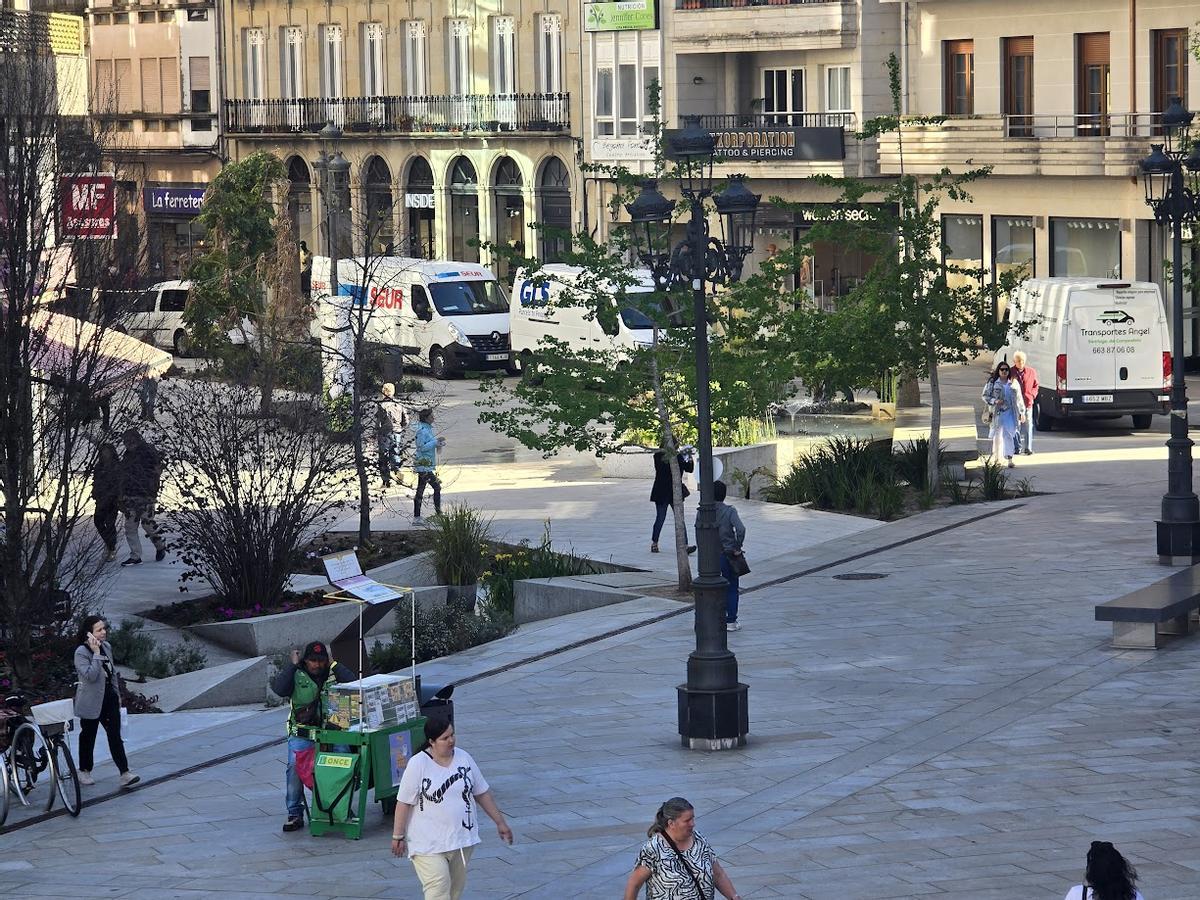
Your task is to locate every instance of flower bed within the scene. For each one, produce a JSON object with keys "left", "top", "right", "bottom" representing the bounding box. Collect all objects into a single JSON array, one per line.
[
  {"left": 295, "top": 530, "right": 438, "bottom": 576},
  {"left": 142, "top": 589, "right": 341, "bottom": 628}
]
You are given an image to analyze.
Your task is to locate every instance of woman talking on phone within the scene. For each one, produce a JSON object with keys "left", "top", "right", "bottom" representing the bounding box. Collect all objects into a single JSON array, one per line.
[{"left": 72, "top": 615, "right": 139, "bottom": 788}]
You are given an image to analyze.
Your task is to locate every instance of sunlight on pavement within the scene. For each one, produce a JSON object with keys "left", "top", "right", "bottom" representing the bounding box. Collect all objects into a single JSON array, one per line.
[{"left": 965, "top": 446, "right": 1169, "bottom": 468}]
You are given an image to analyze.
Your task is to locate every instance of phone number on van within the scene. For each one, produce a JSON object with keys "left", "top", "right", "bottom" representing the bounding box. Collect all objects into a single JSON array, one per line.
[{"left": 1091, "top": 345, "right": 1139, "bottom": 354}]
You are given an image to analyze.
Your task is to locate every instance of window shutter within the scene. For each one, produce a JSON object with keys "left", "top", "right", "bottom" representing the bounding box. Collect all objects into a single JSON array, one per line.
[
  {"left": 116, "top": 58, "right": 134, "bottom": 111},
  {"left": 95, "top": 59, "right": 115, "bottom": 112},
  {"left": 1005, "top": 36, "right": 1034, "bottom": 57},
  {"left": 160, "top": 58, "right": 180, "bottom": 114},
  {"left": 140, "top": 58, "right": 161, "bottom": 112},
  {"left": 189, "top": 56, "right": 211, "bottom": 91},
  {"left": 1078, "top": 32, "right": 1110, "bottom": 65}
]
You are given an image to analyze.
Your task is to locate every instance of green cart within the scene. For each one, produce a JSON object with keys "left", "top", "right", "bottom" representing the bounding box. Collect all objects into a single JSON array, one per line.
[{"left": 305, "top": 716, "right": 426, "bottom": 840}]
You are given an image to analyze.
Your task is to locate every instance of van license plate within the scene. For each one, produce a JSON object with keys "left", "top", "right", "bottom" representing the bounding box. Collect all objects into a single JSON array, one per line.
[
  {"left": 486, "top": 353, "right": 508, "bottom": 362},
  {"left": 1082, "top": 394, "right": 1113, "bottom": 403}
]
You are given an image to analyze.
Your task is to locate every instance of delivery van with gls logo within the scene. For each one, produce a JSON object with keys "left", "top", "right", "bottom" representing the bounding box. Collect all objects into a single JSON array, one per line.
[
  {"left": 509, "top": 264, "right": 659, "bottom": 369},
  {"left": 996, "top": 277, "right": 1170, "bottom": 431},
  {"left": 311, "top": 256, "right": 512, "bottom": 378}
]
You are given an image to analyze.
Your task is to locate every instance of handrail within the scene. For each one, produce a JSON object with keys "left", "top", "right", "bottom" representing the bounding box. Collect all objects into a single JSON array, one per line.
[
  {"left": 684, "top": 112, "right": 857, "bottom": 129},
  {"left": 932, "top": 111, "right": 1168, "bottom": 139},
  {"left": 224, "top": 93, "right": 570, "bottom": 135}
]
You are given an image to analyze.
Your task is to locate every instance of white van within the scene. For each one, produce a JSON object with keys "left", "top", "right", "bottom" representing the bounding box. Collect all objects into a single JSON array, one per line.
[
  {"left": 998, "top": 277, "right": 1170, "bottom": 431},
  {"left": 311, "top": 257, "right": 512, "bottom": 378},
  {"left": 124, "top": 280, "right": 194, "bottom": 355},
  {"left": 509, "top": 264, "right": 658, "bottom": 366}
]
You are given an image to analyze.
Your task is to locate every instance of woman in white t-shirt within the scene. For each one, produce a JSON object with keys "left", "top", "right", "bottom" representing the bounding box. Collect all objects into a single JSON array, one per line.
[
  {"left": 390, "top": 717, "right": 513, "bottom": 900},
  {"left": 1062, "top": 841, "right": 1144, "bottom": 900}
]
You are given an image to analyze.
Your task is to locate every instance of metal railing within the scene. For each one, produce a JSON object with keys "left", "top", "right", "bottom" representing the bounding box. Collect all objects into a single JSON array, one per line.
[
  {"left": 684, "top": 112, "right": 857, "bottom": 130},
  {"left": 676, "top": 0, "right": 841, "bottom": 8},
  {"left": 938, "top": 112, "right": 1168, "bottom": 139},
  {"left": 225, "top": 93, "right": 570, "bottom": 135}
]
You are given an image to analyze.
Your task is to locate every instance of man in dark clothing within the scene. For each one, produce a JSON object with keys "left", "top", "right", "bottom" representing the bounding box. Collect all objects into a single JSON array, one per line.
[
  {"left": 270, "top": 641, "right": 354, "bottom": 832},
  {"left": 92, "top": 442, "right": 123, "bottom": 561},
  {"left": 119, "top": 428, "right": 167, "bottom": 567}
]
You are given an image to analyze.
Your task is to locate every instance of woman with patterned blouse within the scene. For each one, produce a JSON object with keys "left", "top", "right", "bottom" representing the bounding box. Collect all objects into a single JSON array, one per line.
[{"left": 623, "top": 797, "right": 742, "bottom": 900}]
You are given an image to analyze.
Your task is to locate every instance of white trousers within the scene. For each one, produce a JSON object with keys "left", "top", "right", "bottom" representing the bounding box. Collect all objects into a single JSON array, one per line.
[{"left": 410, "top": 845, "right": 474, "bottom": 900}]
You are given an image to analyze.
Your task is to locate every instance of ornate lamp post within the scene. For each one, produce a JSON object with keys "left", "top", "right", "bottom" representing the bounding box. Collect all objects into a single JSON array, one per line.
[
  {"left": 312, "top": 122, "right": 348, "bottom": 298},
  {"left": 1140, "top": 97, "right": 1200, "bottom": 564},
  {"left": 625, "top": 116, "right": 760, "bottom": 749}
]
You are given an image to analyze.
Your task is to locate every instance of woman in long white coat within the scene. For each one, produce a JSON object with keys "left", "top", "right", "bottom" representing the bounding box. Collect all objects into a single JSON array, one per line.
[{"left": 982, "top": 361, "right": 1026, "bottom": 467}]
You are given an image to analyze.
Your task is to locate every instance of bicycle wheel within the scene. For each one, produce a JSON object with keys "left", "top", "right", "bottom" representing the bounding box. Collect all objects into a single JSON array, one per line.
[
  {"left": 0, "top": 754, "right": 11, "bottom": 826},
  {"left": 50, "top": 737, "right": 80, "bottom": 816},
  {"left": 8, "top": 723, "right": 53, "bottom": 809}
]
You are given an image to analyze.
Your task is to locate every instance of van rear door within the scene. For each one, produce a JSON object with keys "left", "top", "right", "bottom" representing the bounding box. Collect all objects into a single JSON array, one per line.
[{"left": 1066, "top": 286, "right": 1162, "bottom": 396}]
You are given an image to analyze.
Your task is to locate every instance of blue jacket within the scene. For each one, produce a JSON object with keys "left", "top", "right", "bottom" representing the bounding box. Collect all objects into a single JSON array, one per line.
[{"left": 414, "top": 422, "right": 438, "bottom": 473}]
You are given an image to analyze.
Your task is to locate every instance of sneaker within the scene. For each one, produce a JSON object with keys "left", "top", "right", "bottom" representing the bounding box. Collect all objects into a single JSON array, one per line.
[
  {"left": 412, "top": 516, "right": 425, "bottom": 526},
  {"left": 120, "top": 557, "right": 142, "bottom": 567},
  {"left": 282, "top": 815, "right": 305, "bottom": 833},
  {"left": 1023, "top": 449, "right": 1033, "bottom": 456},
  {"left": 727, "top": 621, "right": 741, "bottom": 632},
  {"left": 154, "top": 547, "right": 167, "bottom": 562},
  {"left": 78, "top": 770, "right": 95, "bottom": 786},
  {"left": 119, "top": 772, "right": 140, "bottom": 788},
  {"left": 105, "top": 549, "right": 116, "bottom": 562},
  {"left": 650, "top": 542, "right": 659, "bottom": 553}
]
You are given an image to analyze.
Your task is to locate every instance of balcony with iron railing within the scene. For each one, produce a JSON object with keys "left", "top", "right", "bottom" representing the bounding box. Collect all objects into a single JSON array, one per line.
[
  {"left": 686, "top": 112, "right": 858, "bottom": 130},
  {"left": 877, "top": 112, "right": 1168, "bottom": 178},
  {"left": 670, "top": 0, "right": 857, "bottom": 51},
  {"left": 225, "top": 93, "right": 571, "bottom": 136}
]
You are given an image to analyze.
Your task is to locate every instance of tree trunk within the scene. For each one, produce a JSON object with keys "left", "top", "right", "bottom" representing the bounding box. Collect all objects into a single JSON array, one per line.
[
  {"left": 897, "top": 375, "right": 921, "bottom": 408},
  {"left": 926, "top": 345, "right": 942, "bottom": 491}
]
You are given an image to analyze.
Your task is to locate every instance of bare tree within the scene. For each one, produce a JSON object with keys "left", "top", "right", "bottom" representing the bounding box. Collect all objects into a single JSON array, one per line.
[
  {"left": 152, "top": 380, "right": 356, "bottom": 608},
  {"left": 0, "top": 32, "right": 151, "bottom": 685}
]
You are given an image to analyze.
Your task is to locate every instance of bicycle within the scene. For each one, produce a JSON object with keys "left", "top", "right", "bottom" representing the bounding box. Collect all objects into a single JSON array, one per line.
[{"left": 0, "top": 695, "right": 81, "bottom": 826}]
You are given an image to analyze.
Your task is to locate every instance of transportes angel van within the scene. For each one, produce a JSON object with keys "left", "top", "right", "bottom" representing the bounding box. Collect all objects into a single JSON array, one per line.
[{"left": 997, "top": 277, "right": 1170, "bottom": 431}]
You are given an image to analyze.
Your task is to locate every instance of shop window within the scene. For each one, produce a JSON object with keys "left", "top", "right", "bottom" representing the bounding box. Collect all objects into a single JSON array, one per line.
[
  {"left": 943, "top": 40, "right": 974, "bottom": 115},
  {"left": 942, "top": 214, "right": 983, "bottom": 289},
  {"left": 1050, "top": 217, "right": 1119, "bottom": 277},
  {"left": 538, "top": 157, "right": 571, "bottom": 263},
  {"left": 992, "top": 216, "right": 1035, "bottom": 281}
]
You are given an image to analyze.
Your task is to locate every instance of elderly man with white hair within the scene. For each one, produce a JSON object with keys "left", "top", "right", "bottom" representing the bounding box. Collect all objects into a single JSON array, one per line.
[{"left": 1011, "top": 350, "right": 1040, "bottom": 455}]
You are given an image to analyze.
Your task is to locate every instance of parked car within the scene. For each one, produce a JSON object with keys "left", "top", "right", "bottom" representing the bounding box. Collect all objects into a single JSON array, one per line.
[{"left": 121, "top": 280, "right": 195, "bottom": 356}]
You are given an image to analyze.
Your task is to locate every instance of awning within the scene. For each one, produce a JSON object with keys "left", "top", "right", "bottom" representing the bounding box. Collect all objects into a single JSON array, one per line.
[{"left": 30, "top": 309, "right": 172, "bottom": 393}]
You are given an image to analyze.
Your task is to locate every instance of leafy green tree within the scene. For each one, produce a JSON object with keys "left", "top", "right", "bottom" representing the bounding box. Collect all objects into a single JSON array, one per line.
[
  {"left": 784, "top": 54, "right": 1020, "bottom": 489},
  {"left": 478, "top": 146, "right": 799, "bottom": 589}
]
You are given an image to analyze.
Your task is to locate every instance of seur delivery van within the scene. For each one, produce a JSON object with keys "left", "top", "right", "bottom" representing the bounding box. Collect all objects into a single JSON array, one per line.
[
  {"left": 311, "top": 256, "right": 512, "bottom": 378},
  {"left": 996, "top": 277, "right": 1170, "bottom": 431}
]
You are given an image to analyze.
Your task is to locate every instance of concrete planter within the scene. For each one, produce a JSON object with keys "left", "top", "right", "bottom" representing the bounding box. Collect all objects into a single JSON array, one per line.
[
  {"left": 597, "top": 447, "right": 655, "bottom": 479},
  {"left": 187, "top": 585, "right": 450, "bottom": 657}
]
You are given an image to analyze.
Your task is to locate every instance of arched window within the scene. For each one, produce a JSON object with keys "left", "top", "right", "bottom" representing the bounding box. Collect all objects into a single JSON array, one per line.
[
  {"left": 404, "top": 157, "right": 435, "bottom": 259},
  {"left": 538, "top": 157, "right": 571, "bottom": 263},
  {"left": 363, "top": 156, "right": 394, "bottom": 253},
  {"left": 492, "top": 157, "right": 524, "bottom": 280},
  {"left": 286, "top": 156, "right": 313, "bottom": 251},
  {"left": 448, "top": 157, "right": 479, "bottom": 263}
]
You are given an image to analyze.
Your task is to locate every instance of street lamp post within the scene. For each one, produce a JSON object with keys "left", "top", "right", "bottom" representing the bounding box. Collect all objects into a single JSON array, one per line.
[
  {"left": 1140, "top": 98, "right": 1200, "bottom": 564},
  {"left": 626, "top": 117, "right": 759, "bottom": 750},
  {"left": 312, "top": 122, "right": 348, "bottom": 302}
]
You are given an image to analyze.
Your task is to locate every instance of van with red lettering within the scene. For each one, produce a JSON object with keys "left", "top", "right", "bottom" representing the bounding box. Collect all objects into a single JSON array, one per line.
[{"left": 310, "top": 256, "right": 512, "bottom": 379}]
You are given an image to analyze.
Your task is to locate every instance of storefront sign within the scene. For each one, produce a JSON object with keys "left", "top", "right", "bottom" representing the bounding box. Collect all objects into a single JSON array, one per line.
[
  {"left": 144, "top": 186, "right": 206, "bottom": 217},
  {"left": 584, "top": 0, "right": 657, "bottom": 32},
  {"left": 795, "top": 203, "right": 900, "bottom": 224},
  {"left": 60, "top": 175, "right": 115, "bottom": 238},
  {"left": 669, "top": 127, "right": 845, "bottom": 161},
  {"left": 591, "top": 137, "right": 654, "bottom": 161},
  {"left": 405, "top": 193, "right": 435, "bottom": 209}
]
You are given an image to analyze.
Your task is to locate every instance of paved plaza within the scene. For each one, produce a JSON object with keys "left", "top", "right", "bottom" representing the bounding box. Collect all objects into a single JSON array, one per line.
[{"left": 4, "top": 365, "right": 1200, "bottom": 898}]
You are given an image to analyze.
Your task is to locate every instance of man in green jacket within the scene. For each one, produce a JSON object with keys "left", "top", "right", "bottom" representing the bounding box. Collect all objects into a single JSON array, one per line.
[{"left": 270, "top": 641, "right": 354, "bottom": 832}]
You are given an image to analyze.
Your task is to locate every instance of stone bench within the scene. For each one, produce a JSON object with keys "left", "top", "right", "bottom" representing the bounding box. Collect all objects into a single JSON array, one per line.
[{"left": 1095, "top": 567, "right": 1200, "bottom": 649}]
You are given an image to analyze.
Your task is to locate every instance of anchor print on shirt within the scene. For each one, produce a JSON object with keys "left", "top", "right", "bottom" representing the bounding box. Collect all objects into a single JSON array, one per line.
[{"left": 417, "top": 766, "right": 476, "bottom": 830}]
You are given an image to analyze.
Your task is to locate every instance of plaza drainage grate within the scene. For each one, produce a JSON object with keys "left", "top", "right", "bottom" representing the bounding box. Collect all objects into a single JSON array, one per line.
[{"left": 832, "top": 572, "right": 890, "bottom": 581}]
